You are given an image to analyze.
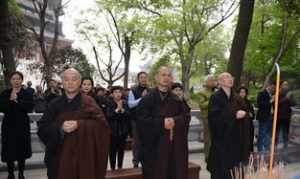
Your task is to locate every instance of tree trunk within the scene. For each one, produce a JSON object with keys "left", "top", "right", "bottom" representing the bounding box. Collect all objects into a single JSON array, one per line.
[
  {"left": 123, "top": 36, "right": 131, "bottom": 89},
  {"left": 1, "top": 45, "right": 16, "bottom": 88},
  {"left": 227, "top": 0, "right": 255, "bottom": 89},
  {"left": 181, "top": 63, "right": 191, "bottom": 97},
  {"left": 182, "top": 45, "right": 195, "bottom": 98}
]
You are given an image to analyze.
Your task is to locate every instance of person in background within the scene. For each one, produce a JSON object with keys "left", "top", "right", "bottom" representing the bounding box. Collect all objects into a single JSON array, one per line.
[
  {"left": 122, "top": 88, "right": 130, "bottom": 101},
  {"left": 0, "top": 71, "right": 34, "bottom": 179},
  {"left": 127, "top": 71, "right": 149, "bottom": 168},
  {"left": 81, "top": 77, "right": 96, "bottom": 98},
  {"left": 171, "top": 82, "right": 191, "bottom": 119},
  {"left": 33, "top": 85, "right": 47, "bottom": 113},
  {"left": 191, "top": 75, "right": 217, "bottom": 162},
  {"left": 96, "top": 86, "right": 106, "bottom": 98},
  {"left": 56, "top": 82, "right": 63, "bottom": 96},
  {"left": 26, "top": 81, "right": 35, "bottom": 96},
  {"left": 107, "top": 86, "right": 131, "bottom": 170},
  {"left": 238, "top": 86, "right": 255, "bottom": 161},
  {"left": 95, "top": 87, "right": 109, "bottom": 117},
  {"left": 256, "top": 82, "right": 275, "bottom": 152},
  {"left": 171, "top": 83, "right": 191, "bottom": 173},
  {"left": 44, "top": 79, "right": 61, "bottom": 104},
  {"left": 276, "top": 81, "right": 296, "bottom": 154},
  {"left": 95, "top": 84, "right": 102, "bottom": 89}
]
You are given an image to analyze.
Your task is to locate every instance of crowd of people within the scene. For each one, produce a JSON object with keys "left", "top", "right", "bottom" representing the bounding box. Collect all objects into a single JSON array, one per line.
[{"left": 0, "top": 67, "right": 296, "bottom": 179}]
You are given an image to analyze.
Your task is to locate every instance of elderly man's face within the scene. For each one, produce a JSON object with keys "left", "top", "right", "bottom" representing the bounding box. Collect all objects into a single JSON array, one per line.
[
  {"left": 218, "top": 73, "right": 234, "bottom": 88},
  {"left": 156, "top": 67, "right": 172, "bottom": 88},
  {"left": 63, "top": 70, "right": 81, "bottom": 94}
]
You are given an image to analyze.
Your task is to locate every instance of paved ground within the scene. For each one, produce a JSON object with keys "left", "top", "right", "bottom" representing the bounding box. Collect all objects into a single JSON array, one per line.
[{"left": 0, "top": 151, "right": 300, "bottom": 179}]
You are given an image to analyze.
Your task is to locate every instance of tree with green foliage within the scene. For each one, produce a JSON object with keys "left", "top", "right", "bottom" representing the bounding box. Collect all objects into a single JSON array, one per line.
[
  {"left": 101, "top": 0, "right": 238, "bottom": 96},
  {"left": 75, "top": 1, "right": 148, "bottom": 88},
  {"left": 52, "top": 47, "right": 95, "bottom": 78},
  {"left": 243, "top": 0, "right": 300, "bottom": 88},
  {"left": 0, "top": 0, "right": 29, "bottom": 88}
]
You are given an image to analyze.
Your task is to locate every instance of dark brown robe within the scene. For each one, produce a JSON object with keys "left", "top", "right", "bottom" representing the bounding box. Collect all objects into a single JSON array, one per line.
[
  {"left": 57, "top": 94, "right": 110, "bottom": 179},
  {"left": 136, "top": 88, "right": 190, "bottom": 179},
  {"left": 38, "top": 93, "right": 110, "bottom": 179}
]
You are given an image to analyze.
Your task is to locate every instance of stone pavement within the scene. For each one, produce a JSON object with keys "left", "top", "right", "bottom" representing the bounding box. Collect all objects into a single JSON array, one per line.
[{"left": 1, "top": 151, "right": 300, "bottom": 179}]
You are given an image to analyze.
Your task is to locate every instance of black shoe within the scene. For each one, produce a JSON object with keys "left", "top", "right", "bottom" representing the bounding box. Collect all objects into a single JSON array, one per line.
[
  {"left": 7, "top": 173, "right": 15, "bottom": 179},
  {"left": 18, "top": 173, "right": 25, "bottom": 179}
]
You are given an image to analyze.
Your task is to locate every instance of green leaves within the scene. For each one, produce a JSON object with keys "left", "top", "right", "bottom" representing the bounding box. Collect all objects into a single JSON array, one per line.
[
  {"left": 244, "top": 0, "right": 300, "bottom": 84},
  {"left": 53, "top": 47, "right": 95, "bottom": 77}
]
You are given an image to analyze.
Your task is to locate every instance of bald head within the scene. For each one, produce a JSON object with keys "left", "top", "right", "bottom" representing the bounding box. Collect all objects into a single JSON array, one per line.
[
  {"left": 157, "top": 66, "right": 171, "bottom": 75},
  {"left": 155, "top": 66, "right": 172, "bottom": 89},
  {"left": 62, "top": 68, "right": 81, "bottom": 80},
  {"left": 62, "top": 68, "right": 82, "bottom": 96},
  {"left": 218, "top": 72, "right": 234, "bottom": 88}
]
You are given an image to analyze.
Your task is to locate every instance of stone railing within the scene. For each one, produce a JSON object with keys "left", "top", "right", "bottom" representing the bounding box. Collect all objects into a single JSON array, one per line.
[{"left": 0, "top": 108, "right": 299, "bottom": 169}]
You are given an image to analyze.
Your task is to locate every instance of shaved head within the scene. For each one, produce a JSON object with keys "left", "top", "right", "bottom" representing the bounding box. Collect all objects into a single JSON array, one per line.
[
  {"left": 218, "top": 72, "right": 231, "bottom": 81},
  {"left": 62, "top": 68, "right": 82, "bottom": 96},
  {"left": 218, "top": 72, "right": 234, "bottom": 88},
  {"left": 157, "top": 66, "right": 171, "bottom": 75},
  {"left": 62, "top": 68, "right": 81, "bottom": 81},
  {"left": 155, "top": 66, "right": 173, "bottom": 90}
]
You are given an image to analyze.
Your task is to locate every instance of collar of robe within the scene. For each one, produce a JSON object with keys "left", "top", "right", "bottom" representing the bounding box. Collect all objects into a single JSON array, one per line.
[{"left": 157, "top": 88, "right": 170, "bottom": 101}]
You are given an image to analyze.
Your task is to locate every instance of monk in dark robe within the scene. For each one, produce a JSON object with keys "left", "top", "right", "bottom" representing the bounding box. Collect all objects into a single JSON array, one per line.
[
  {"left": 207, "top": 72, "right": 249, "bottom": 179},
  {"left": 136, "top": 66, "right": 190, "bottom": 179},
  {"left": 37, "top": 68, "right": 110, "bottom": 179}
]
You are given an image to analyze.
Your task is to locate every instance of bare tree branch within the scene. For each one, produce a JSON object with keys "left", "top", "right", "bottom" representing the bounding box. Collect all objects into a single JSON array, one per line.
[
  {"left": 106, "top": 9, "right": 126, "bottom": 56},
  {"left": 139, "top": 1, "right": 162, "bottom": 16},
  {"left": 207, "top": 0, "right": 239, "bottom": 34},
  {"left": 182, "top": 0, "right": 192, "bottom": 44},
  {"left": 92, "top": 46, "right": 109, "bottom": 83}
]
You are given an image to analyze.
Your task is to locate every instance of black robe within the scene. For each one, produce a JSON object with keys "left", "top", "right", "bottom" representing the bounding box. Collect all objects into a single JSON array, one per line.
[
  {"left": 136, "top": 88, "right": 190, "bottom": 179},
  {"left": 207, "top": 88, "right": 249, "bottom": 175},
  {"left": 0, "top": 88, "right": 34, "bottom": 162}
]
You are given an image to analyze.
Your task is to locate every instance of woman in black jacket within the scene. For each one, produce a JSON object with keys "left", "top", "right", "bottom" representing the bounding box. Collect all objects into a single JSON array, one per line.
[
  {"left": 238, "top": 87, "right": 255, "bottom": 152},
  {"left": 0, "top": 71, "right": 34, "bottom": 179},
  {"left": 106, "top": 86, "right": 130, "bottom": 170}
]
